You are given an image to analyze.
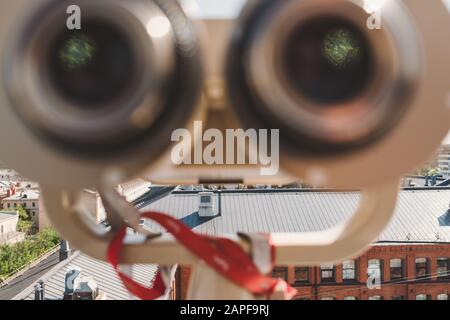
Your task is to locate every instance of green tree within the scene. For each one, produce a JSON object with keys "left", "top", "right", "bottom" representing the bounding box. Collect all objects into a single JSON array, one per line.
[
  {"left": 15, "top": 205, "right": 29, "bottom": 221},
  {"left": 17, "top": 220, "right": 33, "bottom": 234},
  {"left": 416, "top": 166, "right": 440, "bottom": 177},
  {"left": 0, "top": 228, "right": 60, "bottom": 278}
]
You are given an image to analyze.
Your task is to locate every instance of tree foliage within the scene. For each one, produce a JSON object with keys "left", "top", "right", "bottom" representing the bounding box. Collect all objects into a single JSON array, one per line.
[
  {"left": 417, "top": 166, "right": 440, "bottom": 177},
  {"left": 0, "top": 228, "right": 60, "bottom": 278}
]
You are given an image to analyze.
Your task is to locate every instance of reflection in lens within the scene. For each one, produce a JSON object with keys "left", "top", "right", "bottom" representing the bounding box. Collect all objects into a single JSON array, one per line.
[
  {"left": 323, "top": 29, "right": 361, "bottom": 68},
  {"left": 282, "top": 17, "right": 373, "bottom": 105},
  {"left": 59, "top": 34, "right": 97, "bottom": 71},
  {"left": 47, "top": 19, "right": 136, "bottom": 107}
]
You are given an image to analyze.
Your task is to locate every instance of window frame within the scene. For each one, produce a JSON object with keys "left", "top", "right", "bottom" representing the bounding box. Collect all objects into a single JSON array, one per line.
[
  {"left": 342, "top": 260, "right": 357, "bottom": 282},
  {"left": 437, "top": 257, "right": 449, "bottom": 279},
  {"left": 437, "top": 294, "right": 449, "bottom": 301},
  {"left": 293, "top": 267, "right": 309, "bottom": 284},
  {"left": 389, "top": 258, "right": 403, "bottom": 281},
  {"left": 415, "top": 294, "right": 430, "bottom": 300},
  {"left": 415, "top": 258, "right": 429, "bottom": 280},
  {"left": 320, "top": 264, "right": 335, "bottom": 283},
  {"left": 272, "top": 267, "right": 288, "bottom": 282}
]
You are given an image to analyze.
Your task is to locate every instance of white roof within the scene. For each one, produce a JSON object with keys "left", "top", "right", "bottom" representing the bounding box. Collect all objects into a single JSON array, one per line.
[{"left": 3, "top": 190, "right": 40, "bottom": 201}]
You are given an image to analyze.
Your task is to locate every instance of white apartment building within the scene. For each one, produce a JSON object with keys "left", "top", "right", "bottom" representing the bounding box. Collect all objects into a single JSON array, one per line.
[{"left": 0, "top": 211, "right": 24, "bottom": 244}]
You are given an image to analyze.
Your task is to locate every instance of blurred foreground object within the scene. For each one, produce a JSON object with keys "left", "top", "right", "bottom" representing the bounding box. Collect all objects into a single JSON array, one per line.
[{"left": 0, "top": 0, "right": 450, "bottom": 299}]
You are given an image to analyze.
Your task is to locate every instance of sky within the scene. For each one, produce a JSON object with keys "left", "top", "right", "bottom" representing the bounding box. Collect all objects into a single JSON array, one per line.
[
  {"left": 183, "top": 0, "right": 450, "bottom": 18},
  {"left": 181, "top": 0, "right": 245, "bottom": 18}
]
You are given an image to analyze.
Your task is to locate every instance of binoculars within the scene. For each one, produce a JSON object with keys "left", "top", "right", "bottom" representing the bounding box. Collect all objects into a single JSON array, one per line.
[{"left": 0, "top": 0, "right": 449, "bottom": 270}]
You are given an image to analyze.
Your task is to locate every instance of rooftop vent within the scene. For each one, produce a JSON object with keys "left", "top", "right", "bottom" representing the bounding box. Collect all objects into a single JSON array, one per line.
[
  {"left": 64, "top": 266, "right": 82, "bottom": 299},
  {"left": 198, "top": 192, "right": 214, "bottom": 218},
  {"left": 63, "top": 266, "right": 103, "bottom": 300},
  {"left": 73, "top": 275, "right": 100, "bottom": 301}
]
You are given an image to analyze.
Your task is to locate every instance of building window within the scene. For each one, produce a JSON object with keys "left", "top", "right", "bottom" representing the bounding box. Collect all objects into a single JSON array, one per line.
[
  {"left": 7, "top": 203, "right": 10, "bottom": 208},
  {"left": 437, "top": 294, "right": 448, "bottom": 300},
  {"left": 0, "top": 225, "right": 3, "bottom": 234},
  {"left": 369, "top": 296, "right": 382, "bottom": 300},
  {"left": 320, "top": 264, "right": 335, "bottom": 282},
  {"left": 390, "top": 259, "right": 403, "bottom": 280},
  {"left": 368, "top": 259, "right": 383, "bottom": 281},
  {"left": 13, "top": 203, "right": 16, "bottom": 208},
  {"left": 437, "top": 258, "right": 449, "bottom": 279},
  {"left": 415, "top": 258, "right": 429, "bottom": 279},
  {"left": 294, "top": 267, "right": 309, "bottom": 283},
  {"left": 343, "top": 296, "right": 356, "bottom": 300},
  {"left": 272, "top": 267, "right": 288, "bottom": 282},
  {"left": 321, "top": 297, "right": 335, "bottom": 300},
  {"left": 32, "top": 202, "right": 36, "bottom": 207},
  {"left": 416, "top": 294, "right": 430, "bottom": 300},
  {"left": 392, "top": 296, "right": 404, "bottom": 300},
  {"left": 342, "top": 260, "right": 356, "bottom": 281}
]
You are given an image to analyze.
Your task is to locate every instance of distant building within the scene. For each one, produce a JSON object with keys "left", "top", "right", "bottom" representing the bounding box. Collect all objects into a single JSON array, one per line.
[
  {"left": 1, "top": 190, "right": 40, "bottom": 232},
  {"left": 0, "top": 169, "right": 22, "bottom": 182},
  {"left": 0, "top": 211, "right": 24, "bottom": 244},
  {"left": 117, "top": 179, "right": 152, "bottom": 203},
  {"left": 438, "top": 144, "right": 450, "bottom": 177}
]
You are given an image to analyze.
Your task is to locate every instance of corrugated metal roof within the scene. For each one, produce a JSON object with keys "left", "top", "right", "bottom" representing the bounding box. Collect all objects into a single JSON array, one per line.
[
  {"left": 14, "top": 252, "right": 159, "bottom": 300},
  {"left": 14, "top": 188, "right": 450, "bottom": 300},
  {"left": 140, "top": 188, "right": 450, "bottom": 243}
]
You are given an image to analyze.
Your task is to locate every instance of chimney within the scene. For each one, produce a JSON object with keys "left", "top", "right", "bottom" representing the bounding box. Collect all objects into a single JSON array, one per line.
[
  {"left": 59, "top": 240, "right": 71, "bottom": 261},
  {"left": 198, "top": 192, "right": 215, "bottom": 218},
  {"left": 34, "top": 280, "right": 45, "bottom": 301}
]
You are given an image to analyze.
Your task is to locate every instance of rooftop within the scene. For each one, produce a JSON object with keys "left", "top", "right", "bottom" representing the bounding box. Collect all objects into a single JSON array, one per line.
[
  {"left": 141, "top": 187, "right": 450, "bottom": 243},
  {"left": 2, "top": 190, "right": 39, "bottom": 201},
  {"left": 0, "top": 211, "right": 18, "bottom": 223},
  {"left": 13, "top": 251, "right": 159, "bottom": 300}
]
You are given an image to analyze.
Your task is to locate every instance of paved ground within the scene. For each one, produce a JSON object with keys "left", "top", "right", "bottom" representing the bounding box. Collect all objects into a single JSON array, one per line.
[{"left": 0, "top": 252, "right": 60, "bottom": 300}]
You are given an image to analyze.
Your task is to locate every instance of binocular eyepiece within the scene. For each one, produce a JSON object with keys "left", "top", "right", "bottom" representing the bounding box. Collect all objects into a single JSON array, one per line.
[
  {"left": 0, "top": 0, "right": 449, "bottom": 189},
  {"left": 5, "top": 0, "right": 201, "bottom": 154},
  {"left": 228, "top": 0, "right": 421, "bottom": 154}
]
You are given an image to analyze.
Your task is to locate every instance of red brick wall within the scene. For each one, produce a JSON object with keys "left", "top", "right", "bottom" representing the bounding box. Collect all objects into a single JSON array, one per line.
[
  {"left": 177, "top": 244, "right": 450, "bottom": 300},
  {"left": 290, "top": 244, "right": 450, "bottom": 300}
]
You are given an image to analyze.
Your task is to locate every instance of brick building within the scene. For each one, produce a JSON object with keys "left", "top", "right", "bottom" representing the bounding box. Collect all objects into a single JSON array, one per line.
[
  {"left": 138, "top": 187, "right": 450, "bottom": 300},
  {"left": 277, "top": 243, "right": 450, "bottom": 300},
  {"left": 174, "top": 244, "right": 450, "bottom": 300}
]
